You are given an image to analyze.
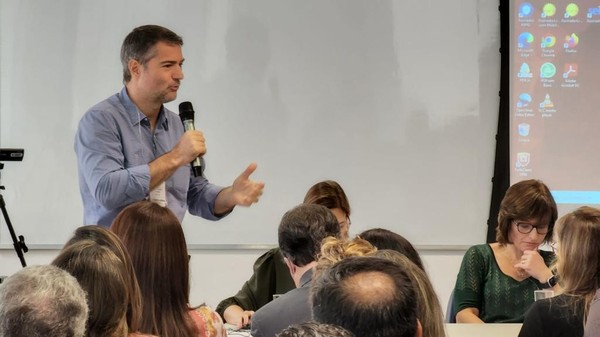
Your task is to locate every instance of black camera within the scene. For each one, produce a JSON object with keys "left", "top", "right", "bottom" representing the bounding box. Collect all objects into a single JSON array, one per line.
[{"left": 0, "top": 149, "right": 24, "bottom": 161}]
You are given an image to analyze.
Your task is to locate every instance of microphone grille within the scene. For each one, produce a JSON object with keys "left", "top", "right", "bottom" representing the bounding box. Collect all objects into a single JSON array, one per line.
[{"left": 178, "top": 101, "right": 194, "bottom": 121}]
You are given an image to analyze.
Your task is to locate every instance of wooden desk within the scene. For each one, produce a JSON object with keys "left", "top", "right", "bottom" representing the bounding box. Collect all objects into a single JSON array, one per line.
[{"left": 445, "top": 323, "right": 522, "bottom": 337}]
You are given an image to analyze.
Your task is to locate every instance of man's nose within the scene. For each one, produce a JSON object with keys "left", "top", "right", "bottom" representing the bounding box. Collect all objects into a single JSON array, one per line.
[{"left": 174, "top": 66, "right": 184, "bottom": 80}]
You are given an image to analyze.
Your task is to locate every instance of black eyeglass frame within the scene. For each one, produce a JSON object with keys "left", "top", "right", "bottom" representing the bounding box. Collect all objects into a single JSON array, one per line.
[{"left": 513, "top": 221, "right": 549, "bottom": 235}]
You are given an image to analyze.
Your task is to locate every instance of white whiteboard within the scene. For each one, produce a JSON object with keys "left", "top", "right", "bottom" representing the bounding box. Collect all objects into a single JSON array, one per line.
[{"left": 0, "top": 0, "right": 500, "bottom": 247}]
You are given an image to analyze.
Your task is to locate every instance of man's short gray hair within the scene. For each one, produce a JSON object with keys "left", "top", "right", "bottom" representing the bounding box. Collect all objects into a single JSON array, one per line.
[{"left": 0, "top": 265, "right": 88, "bottom": 337}]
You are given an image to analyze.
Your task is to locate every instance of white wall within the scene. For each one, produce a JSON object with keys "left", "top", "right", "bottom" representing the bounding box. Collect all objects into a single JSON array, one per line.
[
  {"left": 1, "top": 0, "right": 490, "bottom": 319},
  {"left": 0, "top": 247, "right": 465, "bottom": 317},
  {"left": 0, "top": 0, "right": 500, "bottom": 248}
]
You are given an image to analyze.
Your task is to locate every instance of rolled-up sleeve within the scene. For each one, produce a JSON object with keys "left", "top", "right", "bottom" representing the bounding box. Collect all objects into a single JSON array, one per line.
[{"left": 186, "top": 172, "right": 226, "bottom": 220}]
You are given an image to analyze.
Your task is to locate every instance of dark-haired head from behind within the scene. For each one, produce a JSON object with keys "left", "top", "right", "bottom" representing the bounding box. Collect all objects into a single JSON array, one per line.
[
  {"left": 359, "top": 228, "right": 424, "bottom": 271},
  {"left": 278, "top": 204, "right": 341, "bottom": 267},
  {"left": 311, "top": 256, "right": 422, "bottom": 337},
  {"left": 277, "top": 321, "right": 354, "bottom": 337}
]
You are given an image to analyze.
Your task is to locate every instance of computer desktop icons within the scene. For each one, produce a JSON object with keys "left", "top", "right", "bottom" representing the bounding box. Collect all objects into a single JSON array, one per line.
[
  {"left": 517, "top": 62, "right": 578, "bottom": 79},
  {"left": 518, "top": 2, "right": 600, "bottom": 20},
  {"left": 516, "top": 93, "right": 555, "bottom": 108},
  {"left": 517, "top": 32, "right": 579, "bottom": 50},
  {"left": 515, "top": 152, "right": 531, "bottom": 170},
  {"left": 516, "top": 122, "right": 531, "bottom": 138}
]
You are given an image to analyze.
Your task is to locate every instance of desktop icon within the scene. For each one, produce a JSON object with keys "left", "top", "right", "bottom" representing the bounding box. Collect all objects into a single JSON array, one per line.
[
  {"left": 542, "top": 3, "right": 557, "bottom": 17},
  {"left": 563, "top": 63, "right": 578, "bottom": 78},
  {"left": 517, "top": 152, "right": 531, "bottom": 168},
  {"left": 518, "top": 32, "right": 534, "bottom": 48},
  {"left": 541, "top": 34, "right": 556, "bottom": 48},
  {"left": 564, "top": 33, "right": 580, "bottom": 48},
  {"left": 565, "top": 3, "right": 579, "bottom": 18},
  {"left": 518, "top": 123, "right": 531, "bottom": 136},
  {"left": 517, "top": 93, "right": 532, "bottom": 108},
  {"left": 539, "top": 94, "right": 554, "bottom": 108},
  {"left": 588, "top": 6, "right": 600, "bottom": 18},
  {"left": 519, "top": 2, "right": 534, "bottom": 17},
  {"left": 540, "top": 62, "right": 557, "bottom": 78},
  {"left": 518, "top": 63, "right": 533, "bottom": 78}
]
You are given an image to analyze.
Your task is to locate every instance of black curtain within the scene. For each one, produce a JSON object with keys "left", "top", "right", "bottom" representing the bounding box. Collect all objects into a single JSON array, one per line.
[{"left": 487, "top": 0, "right": 510, "bottom": 243}]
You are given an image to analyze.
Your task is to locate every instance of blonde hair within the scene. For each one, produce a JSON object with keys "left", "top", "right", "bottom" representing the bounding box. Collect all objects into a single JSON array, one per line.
[
  {"left": 373, "top": 250, "right": 445, "bottom": 337},
  {"left": 555, "top": 206, "right": 600, "bottom": 322},
  {"left": 315, "top": 236, "right": 377, "bottom": 278}
]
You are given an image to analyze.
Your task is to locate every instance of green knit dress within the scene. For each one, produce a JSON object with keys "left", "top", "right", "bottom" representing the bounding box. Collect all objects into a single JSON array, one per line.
[{"left": 453, "top": 244, "right": 555, "bottom": 323}]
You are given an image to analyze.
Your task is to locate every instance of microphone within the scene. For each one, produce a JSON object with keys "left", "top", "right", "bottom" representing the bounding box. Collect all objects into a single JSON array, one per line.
[{"left": 178, "top": 101, "right": 203, "bottom": 177}]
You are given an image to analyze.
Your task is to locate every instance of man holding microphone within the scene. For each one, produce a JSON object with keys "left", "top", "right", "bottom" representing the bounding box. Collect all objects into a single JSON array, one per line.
[{"left": 75, "top": 25, "right": 263, "bottom": 227}]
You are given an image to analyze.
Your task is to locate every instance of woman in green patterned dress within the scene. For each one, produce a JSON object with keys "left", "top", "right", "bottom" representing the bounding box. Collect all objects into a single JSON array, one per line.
[{"left": 452, "top": 179, "right": 560, "bottom": 323}]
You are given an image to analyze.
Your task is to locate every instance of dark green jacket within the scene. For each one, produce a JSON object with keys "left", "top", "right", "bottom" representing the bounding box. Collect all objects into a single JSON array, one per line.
[{"left": 216, "top": 247, "right": 295, "bottom": 318}]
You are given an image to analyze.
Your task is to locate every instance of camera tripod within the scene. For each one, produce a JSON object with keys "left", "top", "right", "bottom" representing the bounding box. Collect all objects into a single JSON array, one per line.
[{"left": 0, "top": 163, "right": 28, "bottom": 267}]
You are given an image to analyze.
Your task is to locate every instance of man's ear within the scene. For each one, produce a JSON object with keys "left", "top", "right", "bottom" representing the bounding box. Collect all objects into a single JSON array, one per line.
[
  {"left": 129, "top": 59, "right": 140, "bottom": 79},
  {"left": 415, "top": 319, "right": 423, "bottom": 337},
  {"left": 283, "top": 257, "right": 296, "bottom": 274}
]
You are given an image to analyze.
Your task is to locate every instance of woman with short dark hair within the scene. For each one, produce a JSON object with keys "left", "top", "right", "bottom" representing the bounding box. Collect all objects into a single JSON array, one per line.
[{"left": 453, "top": 179, "right": 559, "bottom": 323}]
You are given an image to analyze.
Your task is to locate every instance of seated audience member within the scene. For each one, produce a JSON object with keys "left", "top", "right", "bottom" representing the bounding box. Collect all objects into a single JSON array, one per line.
[
  {"left": 314, "top": 237, "right": 443, "bottom": 337},
  {"left": 250, "top": 204, "right": 341, "bottom": 337},
  {"left": 453, "top": 179, "right": 558, "bottom": 323},
  {"left": 277, "top": 322, "right": 354, "bottom": 337},
  {"left": 64, "top": 225, "right": 143, "bottom": 333},
  {"left": 519, "top": 206, "right": 600, "bottom": 337},
  {"left": 311, "top": 256, "right": 422, "bottom": 337},
  {"left": 374, "top": 250, "right": 445, "bottom": 337},
  {"left": 216, "top": 180, "right": 352, "bottom": 328},
  {"left": 53, "top": 241, "right": 154, "bottom": 337},
  {"left": 303, "top": 180, "right": 352, "bottom": 238},
  {"left": 111, "top": 201, "right": 226, "bottom": 337},
  {"left": 359, "top": 227, "right": 424, "bottom": 271},
  {"left": 0, "top": 265, "right": 88, "bottom": 337},
  {"left": 314, "top": 236, "right": 377, "bottom": 277},
  {"left": 585, "top": 289, "right": 600, "bottom": 337},
  {"left": 216, "top": 244, "right": 293, "bottom": 329}
]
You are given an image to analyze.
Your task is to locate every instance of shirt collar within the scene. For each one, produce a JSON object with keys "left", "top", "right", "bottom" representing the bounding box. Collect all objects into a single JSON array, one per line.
[
  {"left": 299, "top": 268, "right": 314, "bottom": 287},
  {"left": 119, "top": 87, "right": 169, "bottom": 131}
]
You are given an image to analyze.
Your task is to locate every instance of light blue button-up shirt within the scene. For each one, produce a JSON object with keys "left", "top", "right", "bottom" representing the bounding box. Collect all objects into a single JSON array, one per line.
[{"left": 75, "top": 87, "right": 224, "bottom": 227}]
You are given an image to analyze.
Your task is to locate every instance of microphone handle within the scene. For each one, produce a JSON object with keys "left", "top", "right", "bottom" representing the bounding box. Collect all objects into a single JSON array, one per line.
[{"left": 182, "top": 119, "right": 203, "bottom": 177}]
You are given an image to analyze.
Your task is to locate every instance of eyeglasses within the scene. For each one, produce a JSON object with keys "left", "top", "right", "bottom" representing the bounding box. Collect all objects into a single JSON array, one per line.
[{"left": 514, "top": 221, "right": 549, "bottom": 235}]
